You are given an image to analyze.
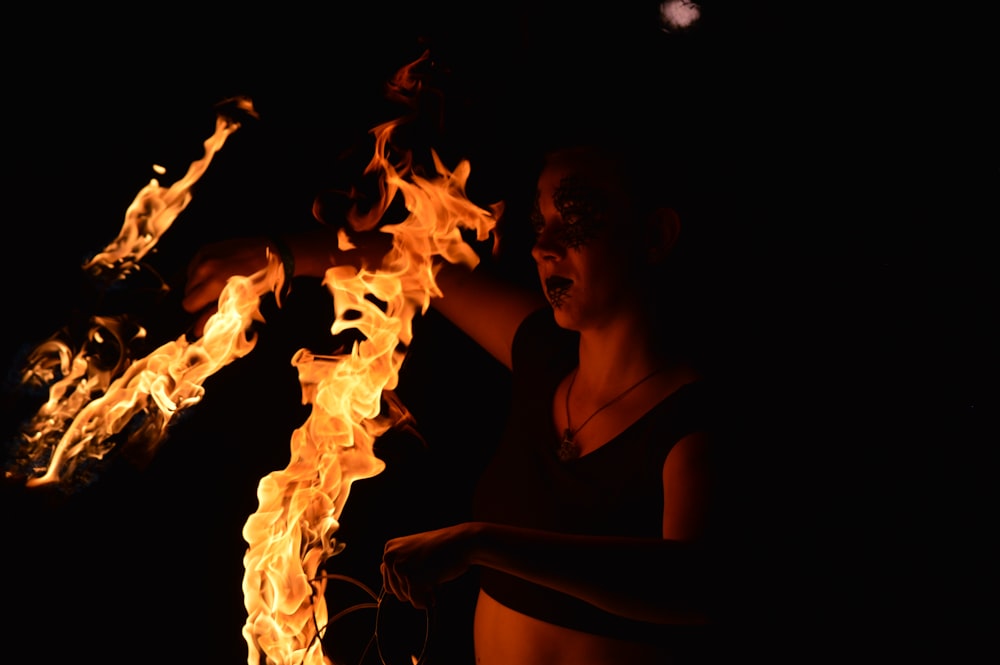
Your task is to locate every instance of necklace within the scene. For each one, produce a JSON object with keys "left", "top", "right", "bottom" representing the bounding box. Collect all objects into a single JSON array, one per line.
[{"left": 558, "top": 366, "right": 664, "bottom": 462}]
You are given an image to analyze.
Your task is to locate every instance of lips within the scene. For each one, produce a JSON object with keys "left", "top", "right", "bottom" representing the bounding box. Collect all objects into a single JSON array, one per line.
[
  {"left": 545, "top": 275, "right": 572, "bottom": 292},
  {"left": 544, "top": 275, "right": 572, "bottom": 307}
]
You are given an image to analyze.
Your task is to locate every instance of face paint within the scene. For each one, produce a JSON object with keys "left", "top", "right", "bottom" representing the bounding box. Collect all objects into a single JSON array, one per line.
[
  {"left": 532, "top": 176, "right": 611, "bottom": 250},
  {"left": 544, "top": 275, "right": 572, "bottom": 308},
  {"left": 551, "top": 176, "right": 610, "bottom": 249}
]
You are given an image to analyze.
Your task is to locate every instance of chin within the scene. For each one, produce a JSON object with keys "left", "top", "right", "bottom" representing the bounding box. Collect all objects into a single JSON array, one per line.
[{"left": 550, "top": 307, "right": 581, "bottom": 331}]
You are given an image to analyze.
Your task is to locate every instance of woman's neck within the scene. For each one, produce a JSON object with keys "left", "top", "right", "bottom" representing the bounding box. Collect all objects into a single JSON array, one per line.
[{"left": 575, "top": 313, "right": 669, "bottom": 389}]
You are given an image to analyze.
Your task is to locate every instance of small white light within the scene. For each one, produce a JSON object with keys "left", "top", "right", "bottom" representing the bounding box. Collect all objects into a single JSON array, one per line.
[{"left": 659, "top": 0, "right": 702, "bottom": 32}]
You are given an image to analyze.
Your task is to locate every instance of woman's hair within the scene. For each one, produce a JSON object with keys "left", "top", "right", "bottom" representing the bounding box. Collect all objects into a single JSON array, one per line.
[
  {"left": 532, "top": 115, "right": 728, "bottom": 373},
  {"left": 530, "top": 110, "right": 702, "bottom": 220}
]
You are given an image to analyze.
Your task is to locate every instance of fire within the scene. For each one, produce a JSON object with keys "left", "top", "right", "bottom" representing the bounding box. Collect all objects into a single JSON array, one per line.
[
  {"left": 11, "top": 98, "right": 258, "bottom": 487},
  {"left": 23, "top": 253, "right": 285, "bottom": 488},
  {"left": 84, "top": 97, "right": 258, "bottom": 281},
  {"left": 240, "top": 54, "right": 498, "bottom": 665},
  {"left": 9, "top": 52, "right": 497, "bottom": 665}
]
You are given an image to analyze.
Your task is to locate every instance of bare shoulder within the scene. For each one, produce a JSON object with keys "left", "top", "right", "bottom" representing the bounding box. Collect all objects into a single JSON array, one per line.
[{"left": 662, "top": 430, "right": 714, "bottom": 541}]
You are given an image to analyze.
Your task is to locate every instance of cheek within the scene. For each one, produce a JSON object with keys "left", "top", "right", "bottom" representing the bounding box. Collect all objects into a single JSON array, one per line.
[
  {"left": 585, "top": 242, "right": 642, "bottom": 286},
  {"left": 557, "top": 216, "right": 607, "bottom": 250}
]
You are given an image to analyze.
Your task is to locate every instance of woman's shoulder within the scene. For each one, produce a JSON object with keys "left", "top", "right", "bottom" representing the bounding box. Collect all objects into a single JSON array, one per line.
[{"left": 642, "top": 379, "right": 728, "bottom": 450}]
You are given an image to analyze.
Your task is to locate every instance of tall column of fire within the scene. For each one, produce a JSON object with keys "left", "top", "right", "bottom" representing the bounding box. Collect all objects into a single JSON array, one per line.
[{"left": 240, "top": 66, "right": 499, "bottom": 665}]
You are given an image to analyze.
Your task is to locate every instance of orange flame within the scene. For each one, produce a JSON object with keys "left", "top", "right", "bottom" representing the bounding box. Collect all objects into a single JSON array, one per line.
[
  {"left": 24, "top": 255, "right": 285, "bottom": 488},
  {"left": 14, "top": 316, "right": 146, "bottom": 481},
  {"left": 10, "top": 53, "right": 498, "bottom": 664},
  {"left": 241, "top": 55, "right": 499, "bottom": 665},
  {"left": 12, "top": 98, "right": 259, "bottom": 487},
  {"left": 83, "top": 97, "right": 258, "bottom": 281}
]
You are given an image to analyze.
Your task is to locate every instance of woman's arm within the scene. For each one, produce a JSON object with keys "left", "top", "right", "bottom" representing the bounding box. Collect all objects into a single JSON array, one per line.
[
  {"left": 182, "top": 226, "right": 361, "bottom": 334},
  {"left": 430, "top": 261, "right": 545, "bottom": 369},
  {"left": 381, "top": 523, "right": 710, "bottom": 624},
  {"left": 181, "top": 229, "right": 545, "bottom": 369},
  {"left": 381, "top": 432, "right": 715, "bottom": 624}
]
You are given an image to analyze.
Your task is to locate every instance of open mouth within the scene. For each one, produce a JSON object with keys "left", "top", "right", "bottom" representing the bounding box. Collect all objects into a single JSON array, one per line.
[{"left": 544, "top": 275, "right": 572, "bottom": 307}]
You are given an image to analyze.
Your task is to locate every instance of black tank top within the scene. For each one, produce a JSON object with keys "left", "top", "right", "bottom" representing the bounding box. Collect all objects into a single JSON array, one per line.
[{"left": 472, "top": 307, "right": 716, "bottom": 645}]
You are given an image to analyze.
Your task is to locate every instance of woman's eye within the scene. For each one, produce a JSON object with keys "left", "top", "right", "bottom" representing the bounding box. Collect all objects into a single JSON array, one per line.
[
  {"left": 559, "top": 208, "right": 584, "bottom": 226},
  {"left": 529, "top": 199, "right": 547, "bottom": 235}
]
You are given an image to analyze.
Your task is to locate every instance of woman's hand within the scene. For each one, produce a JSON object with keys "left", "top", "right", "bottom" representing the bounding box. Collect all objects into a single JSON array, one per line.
[
  {"left": 182, "top": 236, "right": 276, "bottom": 336},
  {"left": 380, "top": 523, "right": 480, "bottom": 610}
]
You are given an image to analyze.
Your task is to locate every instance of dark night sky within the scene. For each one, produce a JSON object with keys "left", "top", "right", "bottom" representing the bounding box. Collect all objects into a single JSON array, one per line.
[{"left": 2, "top": 3, "right": 994, "bottom": 663}]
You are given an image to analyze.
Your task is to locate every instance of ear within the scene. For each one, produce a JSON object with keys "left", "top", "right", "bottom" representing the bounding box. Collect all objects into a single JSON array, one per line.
[{"left": 645, "top": 207, "right": 681, "bottom": 265}]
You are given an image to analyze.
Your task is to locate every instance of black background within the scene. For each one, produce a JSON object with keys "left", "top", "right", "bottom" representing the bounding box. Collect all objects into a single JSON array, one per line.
[{"left": 2, "top": 2, "right": 993, "bottom": 663}]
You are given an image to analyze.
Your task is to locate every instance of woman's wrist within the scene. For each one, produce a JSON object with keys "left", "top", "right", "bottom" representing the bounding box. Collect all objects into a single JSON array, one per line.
[{"left": 462, "top": 521, "right": 492, "bottom": 567}]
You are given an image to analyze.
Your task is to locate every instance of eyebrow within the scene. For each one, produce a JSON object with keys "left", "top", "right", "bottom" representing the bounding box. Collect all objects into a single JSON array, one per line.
[{"left": 552, "top": 176, "right": 608, "bottom": 216}]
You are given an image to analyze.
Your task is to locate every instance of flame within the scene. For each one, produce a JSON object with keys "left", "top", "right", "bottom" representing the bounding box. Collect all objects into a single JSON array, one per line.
[
  {"left": 10, "top": 98, "right": 258, "bottom": 487},
  {"left": 13, "top": 316, "right": 146, "bottom": 482},
  {"left": 83, "top": 97, "right": 258, "bottom": 281},
  {"left": 23, "top": 255, "right": 285, "bottom": 488},
  {"left": 240, "top": 54, "right": 499, "bottom": 665},
  {"left": 9, "top": 52, "right": 498, "bottom": 664}
]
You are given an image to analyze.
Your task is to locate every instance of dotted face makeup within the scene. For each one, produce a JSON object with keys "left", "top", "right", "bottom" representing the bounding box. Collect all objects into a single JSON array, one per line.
[{"left": 531, "top": 175, "right": 612, "bottom": 251}]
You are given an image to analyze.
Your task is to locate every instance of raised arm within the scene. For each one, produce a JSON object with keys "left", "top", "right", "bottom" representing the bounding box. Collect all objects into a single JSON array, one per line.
[
  {"left": 181, "top": 228, "right": 545, "bottom": 369},
  {"left": 429, "top": 261, "right": 545, "bottom": 369}
]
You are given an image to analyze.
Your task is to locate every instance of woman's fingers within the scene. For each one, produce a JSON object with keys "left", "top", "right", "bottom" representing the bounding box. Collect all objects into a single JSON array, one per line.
[
  {"left": 381, "top": 548, "right": 405, "bottom": 590},
  {"left": 408, "top": 587, "right": 434, "bottom": 611},
  {"left": 382, "top": 529, "right": 463, "bottom": 610},
  {"left": 181, "top": 237, "right": 274, "bottom": 334},
  {"left": 182, "top": 307, "right": 216, "bottom": 341},
  {"left": 183, "top": 256, "right": 234, "bottom": 314},
  {"left": 382, "top": 541, "right": 426, "bottom": 608}
]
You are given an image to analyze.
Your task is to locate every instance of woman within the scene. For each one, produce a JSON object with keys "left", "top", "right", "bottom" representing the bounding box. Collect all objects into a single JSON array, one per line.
[{"left": 183, "top": 133, "right": 724, "bottom": 664}]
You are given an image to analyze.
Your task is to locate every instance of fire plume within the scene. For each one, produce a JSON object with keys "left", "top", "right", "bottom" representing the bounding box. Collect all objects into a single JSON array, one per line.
[
  {"left": 84, "top": 97, "right": 258, "bottom": 281},
  {"left": 11, "top": 98, "right": 258, "bottom": 487},
  {"left": 9, "top": 52, "right": 498, "bottom": 665},
  {"left": 241, "top": 55, "right": 498, "bottom": 665},
  {"left": 23, "top": 254, "right": 285, "bottom": 488}
]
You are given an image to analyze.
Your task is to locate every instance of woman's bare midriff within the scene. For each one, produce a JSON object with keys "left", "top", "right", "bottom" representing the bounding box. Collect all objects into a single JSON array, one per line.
[{"left": 472, "top": 589, "right": 676, "bottom": 665}]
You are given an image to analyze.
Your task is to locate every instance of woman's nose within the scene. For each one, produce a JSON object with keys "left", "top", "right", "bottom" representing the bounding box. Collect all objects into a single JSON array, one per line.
[{"left": 531, "top": 227, "right": 566, "bottom": 262}]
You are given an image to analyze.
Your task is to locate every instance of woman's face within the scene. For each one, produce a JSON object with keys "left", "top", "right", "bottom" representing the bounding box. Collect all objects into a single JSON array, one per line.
[{"left": 530, "top": 148, "right": 646, "bottom": 331}]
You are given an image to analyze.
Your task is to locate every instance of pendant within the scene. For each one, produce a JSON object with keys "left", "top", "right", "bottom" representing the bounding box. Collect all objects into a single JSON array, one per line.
[{"left": 558, "top": 429, "right": 579, "bottom": 462}]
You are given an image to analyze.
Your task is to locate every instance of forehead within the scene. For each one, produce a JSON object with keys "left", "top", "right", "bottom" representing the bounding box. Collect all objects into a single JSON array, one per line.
[{"left": 536, "top": 147, "right": 628, "bottom": 199}]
